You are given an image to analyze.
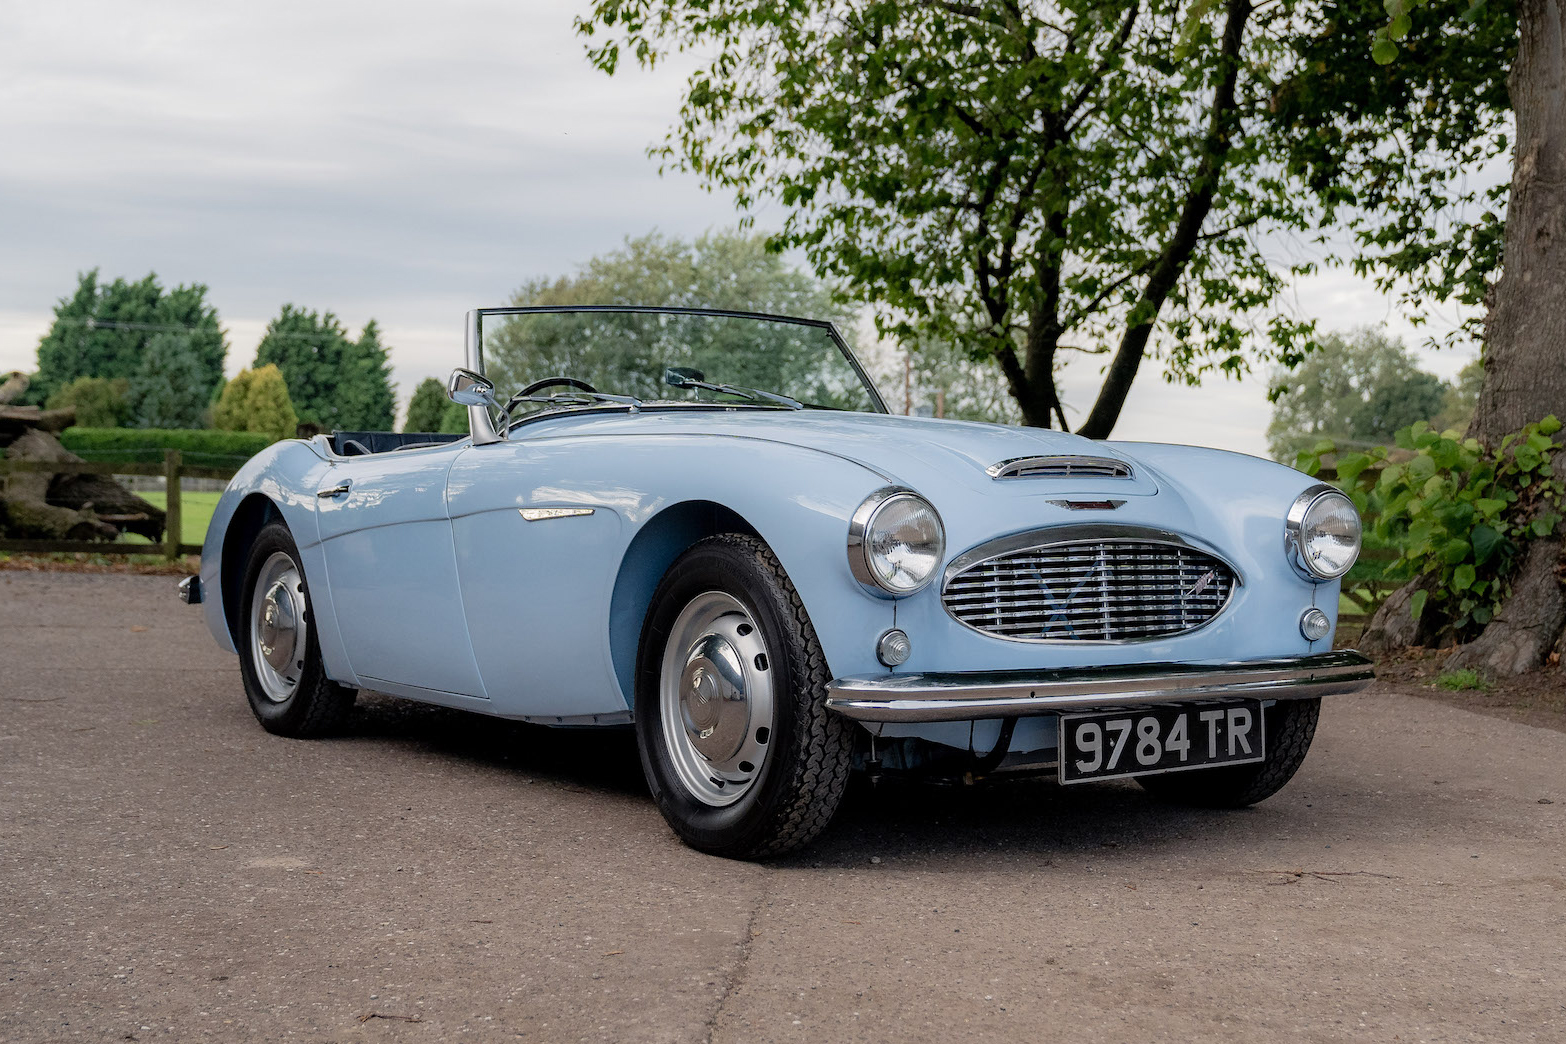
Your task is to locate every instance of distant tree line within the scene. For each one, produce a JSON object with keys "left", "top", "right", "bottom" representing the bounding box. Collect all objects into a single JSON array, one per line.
[
  {"left": 24, "top": 269, "right": 396, "bottom": 441},
  {"left": 1267, "top": 328, "right": 1482, "bottom": 463}
]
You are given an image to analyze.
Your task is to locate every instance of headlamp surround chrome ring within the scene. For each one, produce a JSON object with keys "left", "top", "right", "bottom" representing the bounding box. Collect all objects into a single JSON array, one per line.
[
  {"left": 1285, "top": 484, "right": 1362, "bottom": 582},
  {"left": 848, "top": 487, "right": 946, "bottom": 597}
]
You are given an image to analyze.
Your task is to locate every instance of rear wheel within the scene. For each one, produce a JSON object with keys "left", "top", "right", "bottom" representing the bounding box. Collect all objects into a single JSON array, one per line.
[
  {"left": 635, "top": 534, "right": 854, "bottom": 858},
  {"left": 237, "top": 521, "right": 356, "bottom": 737},
  {"left": 1136, "top": 697, "right": 1320, "bottom": 807}
]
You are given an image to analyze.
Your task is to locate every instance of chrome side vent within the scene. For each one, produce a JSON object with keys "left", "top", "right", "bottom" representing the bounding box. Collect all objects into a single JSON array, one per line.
[{"left": 987, "top": 455, "right": 1133, "bottom": 480}]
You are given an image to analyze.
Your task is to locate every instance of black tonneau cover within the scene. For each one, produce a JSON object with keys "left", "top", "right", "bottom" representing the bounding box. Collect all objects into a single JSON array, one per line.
[{"left": 330, "top": 431, "right": 466, "bottom": 456}]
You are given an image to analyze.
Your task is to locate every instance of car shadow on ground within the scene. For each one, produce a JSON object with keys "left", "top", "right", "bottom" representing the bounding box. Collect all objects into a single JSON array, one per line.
[
  {"left": 343, "top": 690, "right": 650, "bottom": 798},
  {"left": 334, "top": 691, "right": 1372, "bottom": 865}
]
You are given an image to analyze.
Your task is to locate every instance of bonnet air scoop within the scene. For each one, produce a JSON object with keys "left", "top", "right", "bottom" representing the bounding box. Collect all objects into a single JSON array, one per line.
[{"left": 986, "top": 455, "right": 1133, "bottom": 480}]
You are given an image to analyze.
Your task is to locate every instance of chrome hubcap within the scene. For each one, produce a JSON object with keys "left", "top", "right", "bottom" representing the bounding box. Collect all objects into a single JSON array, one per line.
[
  {"left": 660, "top": 592, "right": 773, "bottom": 807},
  {"left": 249, "top": 552, "right": 307, "bottom": 703}
]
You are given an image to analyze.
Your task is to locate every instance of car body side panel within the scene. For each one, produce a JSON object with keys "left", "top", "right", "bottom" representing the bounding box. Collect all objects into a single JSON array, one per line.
[
  {"left": 314, "top": 445, "right": 487, "bottom": 699},
  {"left": 198, "top": 440, "right": 357, "bottom": 681},
  {"left": 446, "top": 432, "right": 897, "bottom": 719}
]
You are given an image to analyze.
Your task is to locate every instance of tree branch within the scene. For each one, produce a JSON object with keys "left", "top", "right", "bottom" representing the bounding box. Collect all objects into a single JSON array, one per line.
[{"left": 1076, "top": 0, "right": 1255, "bottom": 439}]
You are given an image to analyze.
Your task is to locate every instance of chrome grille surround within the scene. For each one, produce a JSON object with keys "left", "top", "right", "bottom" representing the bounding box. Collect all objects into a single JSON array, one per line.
[
  {"left": 987, "top": 455, "right": 1133, "bottom": 480},
  {"left": 941, "top": 525, "right": 1239, "bottom": 643}
]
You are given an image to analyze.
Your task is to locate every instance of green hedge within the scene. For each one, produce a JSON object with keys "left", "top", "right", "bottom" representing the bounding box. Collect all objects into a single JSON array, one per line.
[{"left": 59, "top": 427, "right": 276, "bottom": 468}]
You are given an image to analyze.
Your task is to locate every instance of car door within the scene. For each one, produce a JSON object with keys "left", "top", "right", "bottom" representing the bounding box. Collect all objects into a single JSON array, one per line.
[
  {"left": 315, "top": 446, "right": 487, "bottom": 700},
  {"left": 445, "top": 436, "right": 631, "bottom": 720}
]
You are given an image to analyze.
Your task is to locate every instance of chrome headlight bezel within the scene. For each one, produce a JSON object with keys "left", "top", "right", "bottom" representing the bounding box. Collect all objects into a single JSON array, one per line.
[
  {"left": 1285, "top": 484, "right": 1362, "bottom": 582},
  {"left": 848, "top": 487, "right": 946, "bottom": 597}
]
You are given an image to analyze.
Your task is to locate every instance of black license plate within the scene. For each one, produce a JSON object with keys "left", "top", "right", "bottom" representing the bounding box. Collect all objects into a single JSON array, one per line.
[{"left": 1058, "top": 701, "right": 1265, "bottom": 784}]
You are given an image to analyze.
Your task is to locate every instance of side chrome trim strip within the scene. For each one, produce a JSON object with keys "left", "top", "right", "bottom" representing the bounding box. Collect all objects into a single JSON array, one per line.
[
  {"left": 519, "top": 507, "right": 595, "bottom": 521},
  {"left": 824, "top": 650, "right": 1375, "bottom": 723}
]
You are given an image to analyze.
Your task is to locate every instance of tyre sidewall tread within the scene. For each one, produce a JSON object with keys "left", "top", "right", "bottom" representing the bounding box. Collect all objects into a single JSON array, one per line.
[
  {"left": 1138, "top": 697, "right": 1321, "bottom": 808},
  {"left": 636, "top": 534, "right": 853, "bottom": 858},
  {"left": 237, "top": 521, "right": 355, "bottom": 738}
]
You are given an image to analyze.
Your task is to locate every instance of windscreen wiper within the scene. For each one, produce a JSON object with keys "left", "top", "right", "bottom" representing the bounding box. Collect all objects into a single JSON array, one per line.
[
  {"left": 662, "top": 368, "right": 803, "bottom": 409},
  {"left": 504, "top": 391, "right": 643, "bottom": 414}
]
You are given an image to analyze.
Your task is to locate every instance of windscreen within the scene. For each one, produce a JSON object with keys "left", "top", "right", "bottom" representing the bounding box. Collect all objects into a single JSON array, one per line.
[{"left": 478, "top": 309, "right": 883, "bottom": 414}]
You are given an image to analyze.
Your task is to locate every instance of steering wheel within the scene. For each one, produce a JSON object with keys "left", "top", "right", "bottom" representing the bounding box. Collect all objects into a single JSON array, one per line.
[{"left": 517, "top": 376, "right": 597, "bottom": 397}]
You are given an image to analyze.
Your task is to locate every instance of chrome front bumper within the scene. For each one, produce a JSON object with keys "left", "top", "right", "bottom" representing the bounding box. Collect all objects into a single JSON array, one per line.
[{"left": 824, "top": 650, "right": 1374, "bottom": 723}]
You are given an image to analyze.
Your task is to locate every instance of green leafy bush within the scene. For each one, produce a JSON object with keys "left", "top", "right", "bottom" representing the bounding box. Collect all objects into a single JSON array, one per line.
[
  {"left": 212, "top": 365, "right": 298, "bottom": 443},
  {"left": 60, "top": 427, "right": 275, "bottom": 468},
  {"left": 1298, "top": 416, "right": 1564, "bottom": 634},
  {"left": 46, "top": 376, "right": 130, "bottom": 428}
]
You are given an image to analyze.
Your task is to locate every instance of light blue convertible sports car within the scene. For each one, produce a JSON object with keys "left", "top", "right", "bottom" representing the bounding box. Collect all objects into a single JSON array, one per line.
[{"left": 181, "top": 306, "right": 1373, "bottom": 858}]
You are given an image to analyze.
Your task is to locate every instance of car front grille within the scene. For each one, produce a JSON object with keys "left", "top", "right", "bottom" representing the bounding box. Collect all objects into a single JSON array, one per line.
[{"left": 942, "top": 538, "right": 1236, "bottom": 641}]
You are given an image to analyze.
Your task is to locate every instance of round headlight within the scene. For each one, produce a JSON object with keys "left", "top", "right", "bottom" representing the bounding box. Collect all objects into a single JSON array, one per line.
[
  {"left": 1286, "top": 486, "right": 1362, "bottom": 581},
  {"left": 849, "top": 489, "right": 945, "bottom": 595}
]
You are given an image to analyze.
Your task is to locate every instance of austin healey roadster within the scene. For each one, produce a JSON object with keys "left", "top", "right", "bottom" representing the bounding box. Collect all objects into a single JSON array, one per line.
[{"left": 181, "top": 306, "right": 1372, "bottom": 858}]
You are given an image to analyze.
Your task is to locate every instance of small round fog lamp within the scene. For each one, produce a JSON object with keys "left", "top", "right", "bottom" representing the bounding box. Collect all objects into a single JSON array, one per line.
[
  {"left": 1300, "top": 607, "right": 1332, "bottom": 642},
  {"left": 877, "top": 628, "right": 912, "bottom": 667}
]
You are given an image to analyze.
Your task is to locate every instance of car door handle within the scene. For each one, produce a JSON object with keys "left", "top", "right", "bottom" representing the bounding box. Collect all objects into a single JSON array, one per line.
[{"left": 317, "top": 482, "right": 352, "bottom": 498}]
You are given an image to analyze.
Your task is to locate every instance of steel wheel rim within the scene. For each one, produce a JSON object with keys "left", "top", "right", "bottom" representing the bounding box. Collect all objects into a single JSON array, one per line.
[
  {"left": 249, "top": 551, "right": 307, "bottom": 703},
  {"left": 659, "top": 591, "right": 774, "bottom": 808}
]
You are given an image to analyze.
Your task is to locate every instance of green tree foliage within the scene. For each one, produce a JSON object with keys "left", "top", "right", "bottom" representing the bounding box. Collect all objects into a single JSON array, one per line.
[
  {"left": 438, "top": 401, "right": 470, "bottom": 435},
  {"left": 343, "top": 320, "right": 397, "bottom": 432},
  {"left": 403, "top": 377, "right": 450, "bottom": 433},
  {"left": 1268, "top": 0, "right": 1513, "bottom": 350},
  {"left": 212, "top": 365, "right": 300, "bottom": 443},
  {"left": 1299, "top": 417, "right": 1563, "bottom": 636},
  {"left": 875, "top": 336, "right": 1021, "bottom": 424},
  {"left": 578, "top": 1, "right": 1503, "bottom": 434},
  {"left": 45, "top": 376, "right": 130, "bottom": 428},
  {"left": 404, "top": 377, "right": 467, "bottom": 433},
  {"left": 1267, "top": 329, "right": 1455, "bottom": 463},
  {"left": 127, "top": 333, "right": 210, "bottom": 429},
  {"left": 254, "top": 306, "right": 396, "bottom": 431},
  {"left": 33, "top": 270, "right": 226, "bottom": 403},
  {"left": 1434, "top": 358, "right": 1485, "bottom": 433}
]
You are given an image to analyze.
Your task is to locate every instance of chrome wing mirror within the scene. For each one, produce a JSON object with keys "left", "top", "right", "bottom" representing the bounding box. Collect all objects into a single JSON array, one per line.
[{"left": 447, "top": 368, "right": 509, "bottom": 442}]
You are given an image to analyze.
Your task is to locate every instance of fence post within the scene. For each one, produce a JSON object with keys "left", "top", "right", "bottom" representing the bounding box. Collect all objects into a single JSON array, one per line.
[{"left": 164, "top": 449, "right": 182, "bottom": 561}]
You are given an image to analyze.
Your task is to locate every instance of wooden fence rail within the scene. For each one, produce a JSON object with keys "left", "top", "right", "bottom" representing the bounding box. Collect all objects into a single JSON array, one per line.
[{"left": 0, "top": 450, "right": 237, "bottom": 561}]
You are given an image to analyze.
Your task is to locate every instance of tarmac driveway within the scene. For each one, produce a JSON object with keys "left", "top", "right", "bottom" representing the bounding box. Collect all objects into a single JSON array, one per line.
[{"left": 2, "top": 571, "right": 1563, "bottom": 1043}]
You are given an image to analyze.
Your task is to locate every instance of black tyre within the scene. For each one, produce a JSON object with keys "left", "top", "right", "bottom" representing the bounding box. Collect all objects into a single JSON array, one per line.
[
  {"left": 237, "top": 521, "right": 356, "bottom": 737},
  {"left": 635, "top": 534, "right": 854, "bottom": 858},
  {"left": 1137, "top": 698, "right": 1320, "bottom": 807}
]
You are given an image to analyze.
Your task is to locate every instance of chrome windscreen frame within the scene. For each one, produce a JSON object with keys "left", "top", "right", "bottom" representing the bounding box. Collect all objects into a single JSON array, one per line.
[
  {"left": 461, "top": 304, "right": 891, "bottom": 446},
  {"left": 938, "top": 523, "right": 1244, "bottom": 645}
]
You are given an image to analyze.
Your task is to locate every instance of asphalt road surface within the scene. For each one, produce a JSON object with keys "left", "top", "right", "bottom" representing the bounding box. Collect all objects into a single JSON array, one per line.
[{"left": 2, "top": 571, "right": 1563, "bottom": 1043}]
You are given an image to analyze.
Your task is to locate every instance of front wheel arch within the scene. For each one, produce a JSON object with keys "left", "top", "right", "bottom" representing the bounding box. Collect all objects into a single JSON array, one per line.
[
  {"left": 220, "top": 493, "right": 283, "bottom": 649},
  {"left": 608, "top": 500, "right": 761, "bottom": 706}
]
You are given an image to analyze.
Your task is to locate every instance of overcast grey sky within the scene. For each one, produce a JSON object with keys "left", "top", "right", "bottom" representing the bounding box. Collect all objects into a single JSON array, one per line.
[{"left": 0, "top": 1, "right": 1484, "bottom": 454}]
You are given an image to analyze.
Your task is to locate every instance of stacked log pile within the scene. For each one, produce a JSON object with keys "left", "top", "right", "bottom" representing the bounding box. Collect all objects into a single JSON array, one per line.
[{"left": 0, "top": 406, "right": 166, "bottom": 542}]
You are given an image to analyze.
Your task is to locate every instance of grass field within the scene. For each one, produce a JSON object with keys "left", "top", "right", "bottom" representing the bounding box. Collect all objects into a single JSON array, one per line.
[{"left": 120, "top": 490, "right": 223, "bottom": 547}]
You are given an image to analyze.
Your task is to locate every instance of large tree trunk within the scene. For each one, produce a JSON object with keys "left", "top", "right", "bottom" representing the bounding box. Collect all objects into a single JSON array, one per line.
[{"left": 1431, "top": 0, "right": 1566, "bottom": 675}]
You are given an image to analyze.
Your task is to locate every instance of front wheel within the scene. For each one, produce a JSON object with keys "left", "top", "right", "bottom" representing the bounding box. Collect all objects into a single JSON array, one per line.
[
  {"left": 635, "top": 534, "right": 854, "bottom": 859},
  {"left": 237, "top": 521, "right": 356, "bottom": 737},
  {"left": 1137, "top": 697, "right": 1321, "bottom": 807}
]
